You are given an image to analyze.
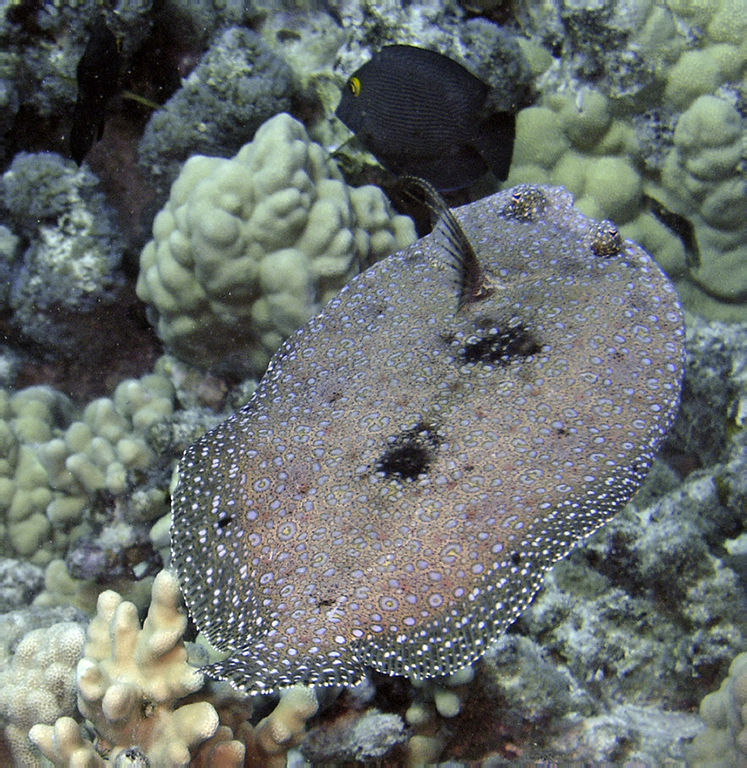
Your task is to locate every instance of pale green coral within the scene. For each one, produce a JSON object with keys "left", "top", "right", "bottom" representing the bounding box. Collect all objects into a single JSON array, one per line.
[
  {"left": 656, "top": 94, "right": 747, "bottom": 320},
  {"left": 1, "top": 385, "right": 78, "bottom": 563},
  {"left": 0, "top": 621, "right": 85, "bottom": 764},
  {"left": 137, "top": 112, "right": 417, "bottom": 372},
  {"left": 511, "top": 90, "right": 642, "bottom": 224},
  {"left": 39, "top": 373, "right": 175, "bottom": 498},
  {"left": 33, "top": 558, "right": 154, "bottom": 617},
  {"left": 688, "top": 652, "right": 747, "bottom": 765},
  {"left": 509, "top": 0, "right": 747, "bottom": 322},
  {"left": 0, "top": 371, "right": 176, "bottom": 564},
  {"left": 555, "top": 88, "right": 612, "bottom": 151},
  {"left": 663, "top": 45, "right": 744, "bottom": 110}
]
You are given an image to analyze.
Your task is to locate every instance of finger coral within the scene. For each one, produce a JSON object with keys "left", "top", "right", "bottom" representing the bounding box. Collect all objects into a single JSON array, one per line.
[
  {"left": 72, "top": 569, "right": 224, "bottom": 764},
  {"left": 26, "top": 570, "right": 324, "bottom": 766},
  {"left": 1, "top": 372, "right": 176, "bottom": 565},
  {"left": 247, "top": 685, "right": 319, "bottom": 767}
]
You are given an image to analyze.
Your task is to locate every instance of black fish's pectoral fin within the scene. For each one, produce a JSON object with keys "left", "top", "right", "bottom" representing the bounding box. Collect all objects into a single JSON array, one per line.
[
  {"left": 472, "top": 111, "right": 516, "bottom": 183},
  {"left": 642, "top": 194, "right": 701, "bottom": 270},
  {"left": 400, "top": 176, "right": 493, "bottom": 311}
]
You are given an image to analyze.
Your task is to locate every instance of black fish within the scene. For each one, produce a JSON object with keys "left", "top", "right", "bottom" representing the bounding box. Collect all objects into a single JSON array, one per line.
[
  {"left": 70, "top": 15, "right": 121, "bottom": 165},
  {"left": 336, "top": 45, "right": 516, "bottom": 191}
]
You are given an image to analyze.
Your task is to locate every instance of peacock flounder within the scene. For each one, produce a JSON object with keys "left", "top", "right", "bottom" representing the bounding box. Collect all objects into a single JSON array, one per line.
[{"left": 172, "top": 184, "right": 684, "bottom": 694}]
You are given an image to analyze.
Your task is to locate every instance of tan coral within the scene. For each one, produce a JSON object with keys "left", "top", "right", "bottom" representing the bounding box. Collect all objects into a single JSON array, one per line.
[
  {"left": 29, "top": 716, "right": 103, "bottom": 766},
  {"left": 192, "top": 724, "right": 246, "bottom": 766},
  {"left": 73, "top": 570, "right": 236, "bottom": 765},
  {"left": 27, "top": 571, "right": 316, "bottom": 766},
  {"left": 244, "top": 685, "right": 319, "bottom": 768}
]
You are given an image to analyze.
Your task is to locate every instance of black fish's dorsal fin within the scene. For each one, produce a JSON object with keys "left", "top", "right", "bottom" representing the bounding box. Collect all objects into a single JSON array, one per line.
[{"left": 400, "top": 176, "right": 493, "bottom": 311}]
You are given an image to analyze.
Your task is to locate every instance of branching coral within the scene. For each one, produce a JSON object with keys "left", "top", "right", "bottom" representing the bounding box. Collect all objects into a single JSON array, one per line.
[
  {"left": 26, "top": 571, "right": 324, "bottom": 765},
  {"left": 30, "top": 571, "right": 233, "bottom": 765},
  {"left": 72, "top": 570, "right": 222, "bottom": 764},
  {"left": 246, "top": 685, "right": 319, "bottom": 767}
]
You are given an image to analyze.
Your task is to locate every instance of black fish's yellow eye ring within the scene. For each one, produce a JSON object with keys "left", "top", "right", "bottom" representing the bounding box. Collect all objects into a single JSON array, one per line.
[{"left": 348, "top": 76, "right": 362, "bottom": 96}]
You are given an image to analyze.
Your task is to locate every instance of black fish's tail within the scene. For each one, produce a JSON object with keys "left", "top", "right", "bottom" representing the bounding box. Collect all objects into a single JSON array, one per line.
[{"left": 472, "top": 111, "right": 516, "bottom": 183}]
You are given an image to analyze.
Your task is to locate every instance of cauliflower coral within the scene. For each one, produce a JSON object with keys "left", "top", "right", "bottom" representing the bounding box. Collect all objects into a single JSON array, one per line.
[{"left": 24, "top": 570, "right": 322, "bottom": 766}]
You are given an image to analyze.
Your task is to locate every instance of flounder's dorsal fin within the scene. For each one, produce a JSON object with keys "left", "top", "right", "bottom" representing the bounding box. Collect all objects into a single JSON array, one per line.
[{"left": 400, "top": 176, "right": 493, "bottom": 310}]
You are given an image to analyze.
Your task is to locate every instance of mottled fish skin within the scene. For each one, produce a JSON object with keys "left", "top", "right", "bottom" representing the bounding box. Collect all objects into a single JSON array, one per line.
[{"left": 172, "top": 185, "right": 684, "bottom": 695}]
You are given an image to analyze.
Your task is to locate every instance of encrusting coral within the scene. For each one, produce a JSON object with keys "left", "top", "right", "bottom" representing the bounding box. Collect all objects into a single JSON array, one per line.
[
  {"left": 1, "top": 152, "right": 126, "bottom": 357},
  {"left": 138, "top": 26, "right": 297, "bottom": 187},
  {"left": 136, "top": 111, "right": 417, "bottom": 372}
]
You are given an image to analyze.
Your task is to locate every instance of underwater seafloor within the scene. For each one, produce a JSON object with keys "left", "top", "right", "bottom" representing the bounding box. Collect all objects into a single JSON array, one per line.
[{"left": 1, "top": 0, "right": 746, "bottom": 764}]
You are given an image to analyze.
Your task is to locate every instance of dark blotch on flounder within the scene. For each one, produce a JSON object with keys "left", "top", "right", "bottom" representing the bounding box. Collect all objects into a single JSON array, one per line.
[
  {"left": 378, "top": 422, "right": 442, "bottom": 481},
  {"left": 172, "top": 185, "right": 684, "bottom": 695}
]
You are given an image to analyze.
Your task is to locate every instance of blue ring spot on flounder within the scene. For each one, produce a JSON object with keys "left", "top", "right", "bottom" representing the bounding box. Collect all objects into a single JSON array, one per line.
[{"left": 171, "top": 184, "right": 685, "bottom": 695}]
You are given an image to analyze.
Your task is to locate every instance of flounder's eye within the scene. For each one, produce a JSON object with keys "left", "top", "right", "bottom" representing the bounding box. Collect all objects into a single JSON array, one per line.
[{"left": 348, "top": 76, "right": 362, "bottom": 96}]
